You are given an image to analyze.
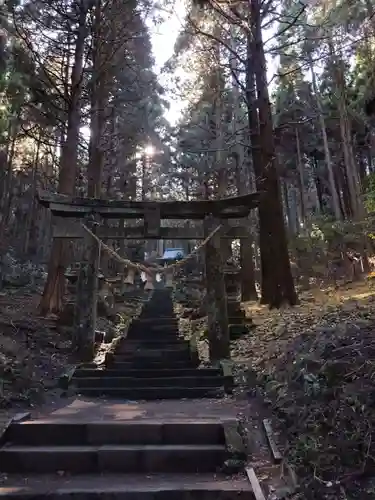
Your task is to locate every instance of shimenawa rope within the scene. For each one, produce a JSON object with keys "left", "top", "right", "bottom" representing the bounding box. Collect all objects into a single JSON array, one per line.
[{"left": 81, "top": 223, "right": 222, "bottom": 275}]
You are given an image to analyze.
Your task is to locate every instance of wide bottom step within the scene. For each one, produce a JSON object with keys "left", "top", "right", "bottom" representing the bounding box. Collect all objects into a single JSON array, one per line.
[
  {"left": 73, "top": 368, "right": 222, "bottom": 378},
  {"left": 0, "top": 444, "right": 226, "bottom": 474},
  {"left": 76, "top": 386, "right": 224, "bottom": 399},
  {"left": 0, "top": 473, "right": 253, "bottom": 499},
  {"left": 73, "top": 376, "right": 225, "bottom": 389},
  {"left": 109, "top": 361, "right": 197, "bottom": 370}
]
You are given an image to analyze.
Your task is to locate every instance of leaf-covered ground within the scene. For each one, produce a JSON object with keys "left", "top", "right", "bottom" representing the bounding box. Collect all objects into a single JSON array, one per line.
[
  {"left": 234, "top": 283, "right": 375, "bottom": 499},
  {"left": 0, "top": 282, "right": 146, "bottom": 413},
  {"left": 0, "top": 289, "right": 73, "bottom": 412}
]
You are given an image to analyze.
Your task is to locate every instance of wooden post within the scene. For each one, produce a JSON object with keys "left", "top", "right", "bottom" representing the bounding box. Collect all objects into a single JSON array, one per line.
[
  {"left": 74, "top": 215, "right": 101, "bottom": 361},
  {"left": 165, "top": 269, "right": 174, "bottom": 288},
  {"left": 204, "top": 215, "right": 229, "bottom": 362},
  {"left": 144, "top": 207, "right": 161, "bottom": 238},
  {"left": 144, "top": 270, "right": 155, "bottom": 290},
  {"left": 124, "top": 268, "right": 135, "bottom": 285}
]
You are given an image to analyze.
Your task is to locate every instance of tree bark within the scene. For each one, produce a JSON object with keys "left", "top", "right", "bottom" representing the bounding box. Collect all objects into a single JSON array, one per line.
[
  {"left": 39, "top": 1, "right": 88, "bottom": 315},
  {"left": 295, "top": 127, "right": 307, "bottom": 225},
  {"left": 310, "top": 59, "right": 342, "bottom": 220},
  {"left": 248, "top": 0, "right": 297, "bottom": 307},
  {"left": 0, "top": 111, "right": 20, "bottom": 238},
  {"left": 23, "top": 131, "right": 41, "bottom": 256},
  {"left": 74, "top": 0, "right": 106, "bottom": 356},
  {"left": 230, "top": 25, "right": 257, "bottom": 300},
  {"left": 331, "top": 48, "right": 363, "bottom": 219}
]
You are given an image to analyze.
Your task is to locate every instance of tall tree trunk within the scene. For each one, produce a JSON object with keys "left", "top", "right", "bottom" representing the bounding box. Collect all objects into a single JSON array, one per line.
[
  {"left": 0, "top": 121, "right": 12, "bottom": 207},
  {"left": 249, "top": 0, "right": 297, "bottom": 307},
  {"left": 331, "top": 48, "right": 363, "bottom": 219},
  {"left": 337, "top": 164, "right": 351, "bottom": 218},
  {"left": 295, "top": 127, "right": 307, "bottom": 226},
  {"left": 88, "top": 0, "right": 106, "bottom": 198},
  {"left": 213, "top": 31, "right": 231, "bottom": 262},
  {"left": 81, "top": 0, "right": 106, "bottom": 343},
  {"left": 230, "top": 25, "right": 257, "bottom": 300},
  {"left": 0, "top": 111, "right": 20, "bottom": 238},
  {"left": 310, "top": 60, "right": 342, "bottom": 220},
  {"left": 39, "top": 1, "right": 88, "bottom": 315},
  {"left": 23, "top": 132, "right": 41, "bottom": 255}
]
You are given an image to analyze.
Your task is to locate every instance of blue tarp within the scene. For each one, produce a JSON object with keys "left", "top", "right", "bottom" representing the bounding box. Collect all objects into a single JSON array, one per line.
[{"left": 162, "top": 248, "right": 185, "bottom": 260}]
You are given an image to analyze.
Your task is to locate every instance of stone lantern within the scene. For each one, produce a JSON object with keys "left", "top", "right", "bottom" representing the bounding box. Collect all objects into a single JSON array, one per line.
[
  {"left": 223, "top": 261, "right": 246, "bottom": 324},
  {"left": 65, "top": 263, "right": 81, "bottom": 294}
]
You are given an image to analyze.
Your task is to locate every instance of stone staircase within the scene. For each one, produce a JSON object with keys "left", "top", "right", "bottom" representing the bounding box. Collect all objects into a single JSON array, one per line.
[
  {"left": 71, "top": 289, "right": 231, "bottom": 399},
  {"left": 0, "top": 417, "right": 253, "bottom": 498},
  {"left": 0, "top": 289, "right": 256, "bottom": 498}
]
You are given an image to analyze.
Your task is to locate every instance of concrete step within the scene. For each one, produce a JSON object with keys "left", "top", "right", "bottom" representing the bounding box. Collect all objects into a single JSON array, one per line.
[
  {"left": 73, "top": 376, "right": 226, "bottom": 389},
  {"left": 109, "top": 360, "right": 197, "bottom": 370},
  {"left": 73, "top": 367, "right": 222, "bottom": 378},
  {"left": 75, "top": 386, "right": 224, "bottom": 399},
  {"left": 0, "top": 444, "right": 227, "bottom": 474},
  {"left": 0, "top": 473, "right": 253, "bottom": 499},
  {"left": 6, "top": 420, "right": 226, "bottom": 446}
]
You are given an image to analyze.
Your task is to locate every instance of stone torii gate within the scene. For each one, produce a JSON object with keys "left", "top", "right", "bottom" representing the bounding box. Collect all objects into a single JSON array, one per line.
[{"left": 37, "top": 190, "right": 262, "bottom": 362}]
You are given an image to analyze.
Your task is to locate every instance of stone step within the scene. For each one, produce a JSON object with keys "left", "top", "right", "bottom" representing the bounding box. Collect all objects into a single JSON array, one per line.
[
  {"left": 74, "top": 386, "right": 223, "bottom": 399},
  {"left": 136, "top": 316, "right": 175, "bottom": 321},
  {"left": 138, "top": 307, "right": 174, "bottom": 312},
  {"left": 6, "top": 420, "right": 225, "bottom": 446},
  {"left": 111, "top": 349, "right": 192, "bottom": 362},
  {"left": 131, "top": 326, "right": 178, "bottom": 332},
  {"left": 138, "top": 307, "right": 175, "bottom": 313},
  {"left": 73, "top": 367, "right": 222, "bottom": 379},
  {"left": 125, "top": 332, "right": 180, "bottom": 341},
  {"left": 127, "top": 323, "right": 179, "bottom": 331},
  {"left": 73, "top": 375, "right": 226, "bottom": 389},
  {"left": 0, "top": 473, "right": 253, "bottom": 499},
  {"left": 127, "top": 325, "right": 179, "bottom": 335},
  {"left": 109, "top": 360, "right": 196, "bottom": 370},
  {"left": 135, "top": 317, "right": 176, "bottom": 323},
  {"left": 118, "top": 340, "right": 186, "bottom": 349},
  {"left": 145, "top": 306, "right": 173, "bottom": 310},
  {"left": 117, "top": 339, "right": 188, "bottom": 349},
  {"left": 132, "top": 318, "right": 178, "bottom": 326},
  {"left": 0, "top": 444, "right": 227, "bottom": 474},
  {"left": 131, "top": 318, "right": 177, "bottom": 324}
]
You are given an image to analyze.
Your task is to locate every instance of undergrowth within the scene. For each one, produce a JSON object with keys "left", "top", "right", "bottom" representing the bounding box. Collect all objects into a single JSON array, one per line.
[{"left": 234, "top": 283, "right": 375, "bottom": 499}]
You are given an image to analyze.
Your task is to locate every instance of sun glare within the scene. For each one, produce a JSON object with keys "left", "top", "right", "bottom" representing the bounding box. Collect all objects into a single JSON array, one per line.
[{"left": 144, "top": 145, "right": 155, "bottom": 156}]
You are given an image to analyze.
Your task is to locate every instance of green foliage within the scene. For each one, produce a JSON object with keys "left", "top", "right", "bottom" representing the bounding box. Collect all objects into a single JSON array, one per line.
[
  {"left": 290, "top": 216, "right": 369, "bottom": 260},
  {"left": 364, "top": 172, "right": 375, "bottom": 212}
]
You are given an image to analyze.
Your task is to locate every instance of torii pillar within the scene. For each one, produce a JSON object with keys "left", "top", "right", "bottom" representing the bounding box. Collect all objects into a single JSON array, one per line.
[{"left": 204, "top": 215, "right": 229, "bottom": 362}]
